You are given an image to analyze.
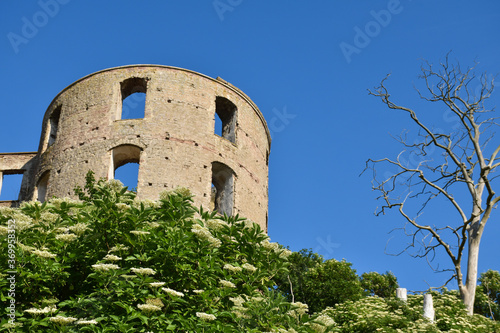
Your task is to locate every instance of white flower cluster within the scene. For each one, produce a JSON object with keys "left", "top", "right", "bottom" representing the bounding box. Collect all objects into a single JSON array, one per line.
[
  {"left": 24, "top": 305, "right": 57, "bottom": 314},
  {"left": 130, "top": 230, "right": 150, "bottom": 236},
  {"left": 76, "top": 319, "right": 98, "bottom": 325},
  {"left": 108, "top": 244, "right": 129, "bottom": 252},
  {"left": 0, "top": 226, "right": 8, "bottom": 236},
  {"left": 219, "top": 279, "right": 236, "bottom": 288},
  {"left": 32, "top": 249, "right": 57, "bottom": 259},
  {"left": 196, "top": 312, "right": 216, "bottom": 321},
  {"left": 146, "top": 221, "right": 161, "bottom": 228},
  {"left": 137, "top": 304, "right": 162, "bottom": 312},
  {"left": 149, "top": 282, "right": 166, "bottom": 287},
  {"left": 48, "top": 197, "right": 81, "bottom": 209},
  {"left": 131, "top": 267, "right": 156, "bottom": 275},
  {"left": 260, "top": 239, "right": 280, "bottom": 251},
  {"left": 69, "top": 223, "right": 90, "bottom": 236},
  {"left": 133, "top": 198, "right": 161, "bottom": 209},
  {"left": 106, "top": 179, "right": 125, "bottom": 193},
  {"left": 205, "top": 219, "right": 229, "bottom": 231},
  {"left": 235, "top": 219, "right": 257, "bottom": 229},
  {"left": 310, "top": 314, "right": 335, "bottom": 332},
  {"left": 279, "top": 248, "right": 293, "bottom": 259},
  {"left": 92, "top": 263, "right": 120, "bottom": 271},
  {"left": 40, "top": 211, "right": 59, "bottom": 224},
  {"left": 223, "top": 264, "right": 242, "bottom": 273},
  {"left": 191, "top": 224, "right": 221, "bottom": 248},
  {"left": 55, "top": 233, "right": 78, "bottom": 242},
  {"left": 162, "top": 287, "right": 184, "bottom": 297},
  {"left": 287, "top": 301, "right": 309, "bottom": 319},
  {"left": 229, "top": 295, "right": 246, "bottom": 307},
  {"left": 242, "top": 263, "right": 257, "bottom": 272},
  {"left": 115, "top": 203, "right": 130, "bottom": 211},
  {"left": 54, "top": 227, "right": 69, "bottom": 233},
  {"left": 49, "top": 316, "right": 77, "bottom": 324},
  {"left": 11, "top": 213, "right": 33, "bottom": 231},
  {"left": 193, "top": 289, "right": 204, "bottom": 294},
  {"left": 103, "top": 254, "right": 122, "bottom": 261}
]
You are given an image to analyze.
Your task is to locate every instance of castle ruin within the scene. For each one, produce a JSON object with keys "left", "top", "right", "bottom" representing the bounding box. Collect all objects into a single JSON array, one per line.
[{"left": 0, "top": 65, "right": 271, "bottom": 230}]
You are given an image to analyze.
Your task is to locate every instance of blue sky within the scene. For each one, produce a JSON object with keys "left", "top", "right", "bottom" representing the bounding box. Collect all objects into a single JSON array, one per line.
[{"left": 1, "top": 1, "right": 500, "bottom": 293}]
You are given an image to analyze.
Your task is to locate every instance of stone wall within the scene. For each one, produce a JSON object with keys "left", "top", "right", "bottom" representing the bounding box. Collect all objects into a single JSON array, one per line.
[{"left": 0, "top": 66, "right": 271, "bottom": 230}]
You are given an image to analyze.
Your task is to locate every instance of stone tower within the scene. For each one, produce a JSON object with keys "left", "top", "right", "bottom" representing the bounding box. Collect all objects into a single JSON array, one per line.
[{"left": 0, "top": 65, "right": 271, "bottom": 230}]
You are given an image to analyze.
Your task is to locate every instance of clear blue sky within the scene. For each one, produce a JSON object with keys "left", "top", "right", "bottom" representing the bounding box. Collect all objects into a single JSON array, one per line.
[{"left": 1, "top": 1, "right": 499, "bottom": 293}]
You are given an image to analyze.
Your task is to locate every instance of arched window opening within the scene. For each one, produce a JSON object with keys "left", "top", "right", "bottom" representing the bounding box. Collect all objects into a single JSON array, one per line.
[
  {"left": 0, "top": 172, "right": 23, "bottom": 201},
  {"left": 120, "top": 77, "right": 147, "bottom": 119},
  {"left": 109, "top": 145, "right": 142, "bottom": 191},
  {"left": 36, "top": 171, "right": 50, "bottom": 203},
  {"left": 215, "top": 97, "right": 237, "bottom": 143},
  {"left": 48, "top": 105, "right": 61, "bottom": 147},
  {"left": 115, "top": 162, "right": 139, "bottom": 192},
  {"left": 211, "top": 162, "right": 234, "bottom": 215}
]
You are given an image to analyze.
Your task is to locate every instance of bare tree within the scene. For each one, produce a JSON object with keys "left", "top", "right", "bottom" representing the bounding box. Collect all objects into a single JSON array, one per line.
[{"left": 365, "top": 56, "right": 498, "bottom": 315}]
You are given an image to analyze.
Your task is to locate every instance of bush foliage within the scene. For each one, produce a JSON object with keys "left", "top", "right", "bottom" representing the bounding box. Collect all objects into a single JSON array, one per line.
[{"left": 0, "top": 172, "right": 498, "bottom": 332}]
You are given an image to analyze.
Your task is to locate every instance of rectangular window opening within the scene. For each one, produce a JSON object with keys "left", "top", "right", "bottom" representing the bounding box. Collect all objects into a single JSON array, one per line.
[
  {"left": 120, "top": 77, "right": 147, "bottom": 119},
  {"left": 0, "top": 173, "right": 23, "bottom": 201},
  {"left": 215, "top": 97, "right": 237, "bottom": 143},
  {"left": 48, "top": 105, "right": 62, "bottom": 147}
]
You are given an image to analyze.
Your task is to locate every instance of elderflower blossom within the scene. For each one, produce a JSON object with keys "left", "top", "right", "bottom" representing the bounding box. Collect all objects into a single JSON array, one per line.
[
  {"left": 0, "top": 226, "right": 8, "bottom": 236},
  {"left": 108, "top": 244, "right": 129, "bottom": 252},
  {"left": 149, "top": 282, "right": 166, "bottom": 287},
  {"left": 24, "top": 305, "right": 57, "bottom": 314},
  {"left": 49, "top": 316, "right": 77, "bottom": 324},
  {"left": 76, "top": 319, "right": 98, "bottom": 325},
  {"left": 196, "top": 312, "right": 216, "bottom": 321},
  {"left": 205, "top": 219, "right": 229, "bottom": 231},
  {"left": 55, "top": 233, "right": 78, "bottom": 242},
  {"left": 32, "top": 249, "right": 57, "bottom": 258},
  {"left": 68, "top": 223, "right": 90, "bottom": 235},
  {"left": 137, "top": 304, "right": 162, "bottom": 312},
  {"left": 102, "top": 254, "right": 122, "bottom": 261},
  {"left": 162, "top": 287, "right": 184, "bottom": 297},
  {"left": 223, "top": 264, "right": 242, "bottom": 273},
  {"left": 40, "top": 211, "right": 59, "bottom": 224},
  {"left": 115, "top": 203, "right": 130, "bottom": 211},
  {"left": 219, "top": 279, "right": 236, "bottom": 288},
  {"left": 130, "top": 230, "right": 150, "bottom": 236},
  {"left": 242, "top": 263, "right": 257, "bottom": 272},
  {"left": 279, "top": 248, "right": 293, "bottom": 259},
  {"left": 146, "top": 298, "right": 164, "bottom": 308},
  {"left": 92, "top": 263, "right": 120, "bottom": 271},
  {"left": 229, "top": 296, "right": 246, "bottom": 307},
  {"left": 288, "top": 302, "right": 309, "bottom": 319},
  {"left": 191, "top": 224, "right": 221, "bottom": 248},
  {"left": 48, "top": 197, "right": 81, "bottom": 209},
  {"left": 146, "top": 221, "right": 160, "bottom": 228},
  {"left": 260, "top": 239, "right": 279, "bottom": 251},
  {"left": 131, "top": 267, "right": 156, "bottom": 275},
  {"left": 11, "top": 213, "right": 33, "bottom": 231},
  {"left": 193, "top": 289, "right": 204, "bottom": 294}
]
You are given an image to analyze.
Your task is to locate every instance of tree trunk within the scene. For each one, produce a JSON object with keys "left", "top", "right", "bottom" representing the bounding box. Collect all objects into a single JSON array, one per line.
[{"left": 462, "top": 236, "right": 481, "bottom": 315}]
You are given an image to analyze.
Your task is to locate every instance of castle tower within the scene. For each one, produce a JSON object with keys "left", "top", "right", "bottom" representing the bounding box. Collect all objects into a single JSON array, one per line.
[{"left": 0, "top": 65, "right": 271, "bottom": 230}]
